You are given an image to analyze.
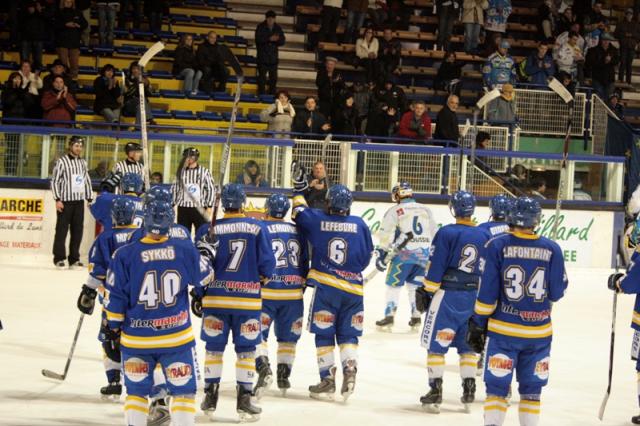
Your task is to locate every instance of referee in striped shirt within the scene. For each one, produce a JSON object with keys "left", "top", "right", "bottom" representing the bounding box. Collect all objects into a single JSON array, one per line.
[
  {"left": 51, "top": 136, "right": 93, "bottom": 269},
  {"left": 113, "top": 142, "right": 145, "bottom": 189},
  {"left": 172, "top": 147, "right": 215, "bottom": 235}
]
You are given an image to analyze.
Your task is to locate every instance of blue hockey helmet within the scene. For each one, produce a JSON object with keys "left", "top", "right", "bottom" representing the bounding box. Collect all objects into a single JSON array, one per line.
[
  {"left": 111, "top": 197, "right": 136, "bottom": 226},
  {"left": 221, "top": 183, "right": 246, "bottom": 210},
  {"left": 489, "top": 194, "right": 512, "bottom": 221},
  {"left": 508, "top": 197, "right": 541, "bottom": 229},
  {"left": 265, "top": 193, "right": 290, "bottom": 219},
  {"left": 120, "top": 172, "right": 144, "bottom": 195},
  {"left": 391, "top": 181, "right": 413, "bottom": 202},
  {"left": 449, "top": 190, "right": 476, "bottom": 218},
  {"left": 327, "top": 184, "right": 353, "bottom": 215},
  {"left": 144, "top": 200, "right": 174, "bottom": 235},
  {"left": 144, "top": 185, "right": 172, "bottom": 205}
]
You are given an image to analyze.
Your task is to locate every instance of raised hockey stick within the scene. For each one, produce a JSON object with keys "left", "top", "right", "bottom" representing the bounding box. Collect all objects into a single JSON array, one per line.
[
  {"left": 137, "top": 41, "right": 165, "bottom": 191},
  {"left": 112, "top": 70, "right": 127, "bottom": 167},
  {"left": 364, "top": 231, "right": 414, "bottom": 285},
  {"left": 41, "top": 313, "right": 84, "bottom": 381},
  {"left": 465, "top": 89, "right": 500, "bottom": 192},
  {"left": 456, "top": 119, "right": 471, "bottom": 191}
]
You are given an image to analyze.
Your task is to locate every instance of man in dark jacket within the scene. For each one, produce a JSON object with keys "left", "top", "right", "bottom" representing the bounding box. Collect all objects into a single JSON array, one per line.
[
  {"left": 586, "top": 33, "right": 619, "bottom": 101},
  {"left": 255, "top": 10, "right": 286, "bottom": 95},
  {"left": 315, "top": 56, "right": 345, "bottom": 120},
  {"left": 373, "top": 78, "right": 407, "bottom": 113},
  {"left": 197, "top": 31, "right": 229, "bottom": 93},
  {"left": 292, "top": 96, "right": 331, "bottom": 137},
  {"left": 433, "top": 95, "right": 460, "bottom": 142},
  {"left": 55, "top": 0, "right": 88, "bottom": 79},
  {"left": 20, "top": 1, "right": 47, "bottom": 70},
  {"left": 43, "top": 59, "right": 77, "bottom": 94},
  {"left": 523, "top": 43, "right": 555, "bottom": 85},
  {"left": 303, "top": 160, "right": 332, "bottom": 209},
  {"left": 378, "top": 28, "right": 402, "bottom": 82},
  {"left": 614, "top": 8, "right": 640, "bottom": 84}
]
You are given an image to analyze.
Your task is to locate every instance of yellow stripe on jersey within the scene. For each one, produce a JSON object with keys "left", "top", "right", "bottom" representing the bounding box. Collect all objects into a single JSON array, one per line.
[
  {"left": 261, "top": 288, "right": 304, "bottom": 300},
  {"left": 307, "top": 269, "right": 363, "bottom": 296},
  {"left": 424, "top": 279, "right": 441, "bottom": 293},
  {"left": 474, "top": 300, "right": 497, "bottom": 316},
  {"left": 633, "top": 311, "right": 640, "bottom": 327},
  {"left": 488, "top": 319, "right": 552, "bottom": 339},
  {"left": 292, "top": 195, "right": 307, "bottom": 208},
  {"left": 202, "top": 296, "right": 262, "bottom": 310},
  {"left": 121, "top": 327, "right": 195, "bottom": 349},
  {"left": 104, "top": 309, "right": 124, "bottom": 322}
]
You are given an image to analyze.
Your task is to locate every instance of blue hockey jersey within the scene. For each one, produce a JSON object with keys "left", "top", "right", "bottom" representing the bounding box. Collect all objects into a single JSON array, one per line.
[
  {"left": 477, "top": 221, "right": 510, "bottom": 240},
  {"left": 130, "top": 223, "right": 191, "bottom": 242},
  {"left": 473, "top": 231, "right": 568, "bottom": 343},
  {"left": 292, "top": 196, "right": 373, "bottom": 297},
  {"left": 617, "top": 250, "right": 640, "bottom": 331},
  {"left": 261, "top": 219, "right": 309, "bottom": 301},
  {"left": 195, "top": 214, "right": 275, "bottom": 315},
  {"left": 424, "top": 220, "right": 488, "bottom": 294},
  {"left": 105, "top": 236, "right": 212, "bottom": 354},
  {"left": 87, "top": 224, "right": 139, "bottom": 290},
  {"left": 90, "top": 192, "right": 144, "bottom": 231}
]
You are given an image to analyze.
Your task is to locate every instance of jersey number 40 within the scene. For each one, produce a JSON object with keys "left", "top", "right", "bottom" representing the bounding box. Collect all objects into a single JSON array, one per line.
[{"left": 139, "top": 270, "right": 182, "bottom": 309}]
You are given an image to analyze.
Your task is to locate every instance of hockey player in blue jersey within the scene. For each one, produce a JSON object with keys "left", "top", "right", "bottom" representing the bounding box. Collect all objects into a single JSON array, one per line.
[
  {"left": 374, "top": 182, "right": 437, "bottom": 332},
  {"left": 478, "top": 194, "right": 512, "bottom": 239},
  {"left": 291, "top": 182, "right": 374, "bottom": 402},
  {"left": 103, "top": 199, "right": 213, "bottom": 426},
  {"left": 77, "top": 197, "right": 140, "bottom": 399},
  {"left": 90, "top": 172, "right": 145, "bottom": 231},
  {"left": 254, "top": 193, "right": 309, "bottom": 399},
  {"left": 467, "top": 197, "right": 568, "bottom": 426},
  {"left": 193, "top": 183, "right": 275, "bottom": 421},
  {"left": 128, "top": 186, "right": 191, "bottom": 242},
  {"left": 415, "top": 190, "right": 488, "bottom": 413}
]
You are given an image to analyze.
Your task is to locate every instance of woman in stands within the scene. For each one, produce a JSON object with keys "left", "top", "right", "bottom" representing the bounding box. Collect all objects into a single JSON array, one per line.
[
  {"left": 332, "top": 92, "right": 358, "bottom": 137},
  {"left": 260, "top": 89, "right": 295, "bottom": 138},
  {"left": 41, "top": 75, "right": 77, "bottom": 128},
  {"left": 236, "top": 160, "right": 269, "bottom": 188},
  {"left": 2, "top": 72, "right": 33, "bottom": 175},
  {"left": 355, "top": 26, "right": 380, "bottom": 84},
  {"left": 55, "top": 0, "right": 88, "bottom": 80},
  {"left": 93, "top": 64, "right": 122, "bottom": 124},
  {"left": 173, "top": 34, "right": 203, "bottom": 96}
]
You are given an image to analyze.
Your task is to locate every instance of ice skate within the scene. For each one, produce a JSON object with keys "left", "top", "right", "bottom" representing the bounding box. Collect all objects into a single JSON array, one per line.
[
  {"left": 147, "top": 397, "right": 170, "bottom": 426},
  {"left": 237, "top": 385, "right": 261, "bottom": 422},
  {"left": 460, "top": 378, "right": 476, "bottom": 412},
  {"left": 253, "top": 356, "right": 273, "bottom": 400},
  {"left": 376, "top": 316, "right": 394, "bottom": 332},
  {"left": 420, "top": 378, "right": 443, "bottom": 413},
  {"left": 200, "top": 383, "right": 219, "bottom": 419},
  {"left": 277, "top": 363, "right": 291, "bottom": 396},
  {"left": 309, "top": 367, "right": 336, "bottom": 401},
  {"left": 99, "top": 382, "right": 121, "bottom": 401},
  {"left": 408, "top": 316, "right": 421, "bottom": 332},
  {"left": 341, "top": 365, "right": 357, "bottom": 402}
]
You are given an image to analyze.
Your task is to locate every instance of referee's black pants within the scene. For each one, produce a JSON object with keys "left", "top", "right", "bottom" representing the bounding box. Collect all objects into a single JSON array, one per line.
[
  {"left": 53, "top": 200, "right": 84, "bottom": 264},
  {"left": 177, "top": 206, "right": 207, "bottom": 238}
]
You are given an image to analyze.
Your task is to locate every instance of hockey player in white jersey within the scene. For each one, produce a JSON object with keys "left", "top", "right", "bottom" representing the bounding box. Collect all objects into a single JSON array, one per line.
[{"left": 375, "top": 182, "right": 437, "bottom": 331}]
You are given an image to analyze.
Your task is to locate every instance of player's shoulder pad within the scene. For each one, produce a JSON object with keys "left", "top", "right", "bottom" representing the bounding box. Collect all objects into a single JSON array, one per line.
[{"left": 483, "top": 232, "right": 511, "bottom": 250}]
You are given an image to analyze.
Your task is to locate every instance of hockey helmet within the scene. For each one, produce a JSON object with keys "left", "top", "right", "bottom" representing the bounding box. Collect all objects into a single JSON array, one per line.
[
  {"left": 265, "top": 193, "right": 290, "bottom": 219},
  {"left": 111, "top": 197, "right": 137, "bottom": 226},
  {"left": 120, "top": 172, "right": 144, "bottom": 195},
  {"left": 221, "top": 183, "right": 246, "bottom": 210},
  {"left": 144, "top": 200, "right": 174, "bottom": 235},
  {"left": 327, "top": 184, "right": 353, "bottom": 215},
  {"left": 449, "top": 190, "right": 476, "bottom": 218},
  {"left": 489, "top": 194, "right": 512, "bottom": 221},
  {"left": 391, "top": 181, "right": 413, "bottom": 202},
  {"left": 508, "top": 197, "right": 541, "bottom": 229}
]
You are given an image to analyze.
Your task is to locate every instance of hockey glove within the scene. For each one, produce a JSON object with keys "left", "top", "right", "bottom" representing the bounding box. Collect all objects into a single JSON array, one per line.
[
  {"left": 102, "top": 325, "right": 121, "bottom": 361},
  {"left": 415, "top": 286, "right": 433, "bottom": 314},
  {"left": 77, "top": 284, "right": 97, "bottom": 315},
  {"left": 375, "top": 248, "right": 389, "bottom": 272},
  {"left": 607, "top": 273, "right": 625, "bottom": 292},
  {"left": 291, "top": 161, "right": 309, "bottom": 193},
  {"left": 190, "top": 288, "right": 203, "bottom": 318},
  {"left": 99, "top": 171, "right": 122, "bottom": 193},
  {"left": 465, "top": 317, "right": 487, "bottom": 354},
  {"left": 197, "top": 234, "right": 219, "bottom": 264}
]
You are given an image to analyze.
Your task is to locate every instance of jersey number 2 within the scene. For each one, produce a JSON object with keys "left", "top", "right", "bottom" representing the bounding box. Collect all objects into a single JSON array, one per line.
[
  {"left": 139, "top": 271, "right": 181, "bottom": 309},
  {"left": 458, "top": 245, "right": 478, "bottom": 273}
]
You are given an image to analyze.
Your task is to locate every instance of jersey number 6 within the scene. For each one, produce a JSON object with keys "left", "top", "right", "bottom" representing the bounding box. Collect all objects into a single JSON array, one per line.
[{"left": 329, "top": 238, "right": 347, "bottom": 265}]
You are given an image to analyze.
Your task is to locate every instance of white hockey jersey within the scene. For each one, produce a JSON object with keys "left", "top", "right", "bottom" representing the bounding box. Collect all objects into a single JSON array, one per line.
[{"left": 377, "top": 198, "right": 437, "bottom": 265}]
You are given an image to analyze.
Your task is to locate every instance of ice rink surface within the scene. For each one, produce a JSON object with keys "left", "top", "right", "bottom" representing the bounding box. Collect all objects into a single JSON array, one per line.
[{"left": 0, "top": 263, "right": 638, "bottom": 426}]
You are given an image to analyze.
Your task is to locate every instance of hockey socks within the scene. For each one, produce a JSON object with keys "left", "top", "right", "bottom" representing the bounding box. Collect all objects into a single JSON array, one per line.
[
  {"left": 170, "top": 395, "right": 196, "bottom": 426},
  {"left": 316, "top": 345, "right": 336, "bottom": 379},
  {"left": 124, "top": 395, "right": 149, "bottom": 426},
  {"left": 236, "top": 351, "right": 256, "bottom": 391},
  {"left": 518, "top": 399, "right": 541, "bottom": 426},
  {"left": 339, "top": 343, "right": 358, "bottom": 371},
  {"left": 204, "top": 351, "right": 224, "bottom": 384},
  {"left": 459, "top": 353, "right": 480, "bottom": 379},
  {"left": 484, "top": 395, "right": 508, "bottom": 425},
  {"left": 427, "top": 353, "right": 445, "bottom": 382},
  {"left": 384, "top": 286, "right": 401, "bottom": 317},
  {"left": 277, "top": 342, "right": 296, "bottom": 366}
]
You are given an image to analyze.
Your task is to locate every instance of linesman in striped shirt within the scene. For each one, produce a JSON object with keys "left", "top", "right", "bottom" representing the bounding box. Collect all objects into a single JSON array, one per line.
[
  {"left": 172, "top": 147, "right": 215, "bottom": 235},
  {"left": 113, "top": 142, "right": 145, "bottom": 186},
  {"left": 51, "top": 136, "right": 93, "bottom": 269}
]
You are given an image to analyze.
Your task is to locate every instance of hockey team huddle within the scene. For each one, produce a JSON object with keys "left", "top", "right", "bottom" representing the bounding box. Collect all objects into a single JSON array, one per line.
[{"left": 71, "top": 151, "right": 640, "bottom": 426}]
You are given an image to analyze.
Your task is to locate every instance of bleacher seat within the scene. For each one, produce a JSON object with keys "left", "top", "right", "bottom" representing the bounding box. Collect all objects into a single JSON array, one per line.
[
  {"left": 151, "top": 109, "right": 172, "bottom": 119},
  {"left": 187, "top": 92, "right": 211, "bottom": 100},
  {"left": 213, "top": 92, "right": 234, "bottom": 101},
  {"left": 214, "top": 18, "right": 237, "bottom": 27},
  {"left": 172, "top": 110, "right": 195, "bottom": 119},
  {"left": 131, "top": 30, "right": 155, "bottom": 39},
  {"left": 149, "top": 70, "right": 173, "bottom": 78},
  {"left": 240, "top": 94, "right": 259, "bottom": 103},
  {"left": 247, "top": 114, "right": 262, "bottom": 123},
  {"left": 170, "top": 14, "right": 192, "bottom": 23},
  {"left": 160, "top": 90, "right": 186, "bottom": 99},
  {"left": 76, "top": 105, "right": 93, "bottom": 115},
  {"left": 193, "top": 15, "right": 216, "bottom": 25},
  {"left": 198, "top": 111, "right": 223, "bottom": 121},
  {"left": 259, "top": 95, "right": 275, "bottom": 104},
  {"left": 93, "top": 46, "right": 114, "bottom": 56}
]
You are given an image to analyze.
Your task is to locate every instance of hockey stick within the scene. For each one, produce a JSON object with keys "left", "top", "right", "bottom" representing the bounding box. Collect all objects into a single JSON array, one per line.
[
  {"left": 465, "top": 89, "right": 500, "bottom": 192},
  {"left": 137, "top": 41, "right": 165, "bottom": 192},
  {"left": 547, "top": 77, "right": 574, "bottom": 240},
  {"left": 112, "top": 70, "right": 127, "bottom": 167},
  {"left": 457, "top": 119, "right": 471, "bottom": 191},
  {"left": 41, "top": 313, "right": 84, "bottom": 381},
  {"left": 364, "top": 231, "right": 414, "bottom": 285}
]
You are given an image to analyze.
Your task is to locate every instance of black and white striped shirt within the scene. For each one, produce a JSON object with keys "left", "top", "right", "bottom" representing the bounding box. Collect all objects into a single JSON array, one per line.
[
  {"left": 113, "top": 159, "right": 145, "bottom": 179},
  {"left": 51, "top": 154, "right": 93, "bottom": 202},
  {"left": 172, "top": 165, "right": 216, "bottom": 208}
]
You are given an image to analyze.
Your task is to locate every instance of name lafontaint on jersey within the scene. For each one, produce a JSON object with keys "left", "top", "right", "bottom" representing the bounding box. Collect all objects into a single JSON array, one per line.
[{"left": 503, "top": 246, "right": 552, "bottom": 262}]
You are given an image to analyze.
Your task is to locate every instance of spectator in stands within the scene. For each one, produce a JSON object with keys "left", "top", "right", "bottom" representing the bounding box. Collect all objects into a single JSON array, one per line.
[
  {"left": 483, "top": 40, "right": 516, "bottom": 90},
  {"left": 97, "top": 1, "right": 119, "bottom": 47},
  {"left": 2, "top": 73, "right": 31, "bottom": 175},
  {"left": 529, "top": 177, "right": 547, "bottom": 199},
  {"left": 173, "top": 34, "right": 202, "bottom": 95},
  {"left": 236, "top": 160, "right": 269, "bottom": 188},
  {"left": 374, "top": 77, "right": 407, "bottom": 113},
  {"left": 355, "top": 26, "right": 380, "bottom": 84},
  {"left": 368, "top": 0, "right": 388, "bottom": 29},
  {"left": 582, "top": 1, "right": 607, "bottom": 52},
  {"left": 319, "top": 0, "right": 342, "bottom": 43},
  {"left": 609, "top": 92, "right": 625, "bottom": 120},
  {"left": 55, "top": 0, "right": 88, "bottom": 80},
  {"left": 303, "top": 160, "right": 332, "bottom": 209},
  {"left": 378, "top": 28, "right": 401, "bottom": 82},
  {"left": 614, "top": 8, "right": 640, "bottom": 85},
  {"left": 19, "top": 60, "right": 43, "bottom": 119},
  {"left": 255, "top": 10, "right": 286, "bottom": 96},
  {"left": 554, "top": 30, "right": 584, "bottom": 81},
  {"left": 556, "top": 6, "right": 575, "bottom": 35},
  {"left": 197, "top": 31, "right": 230, "bottom": 94},
  {"left": 538, "top": 0, "right": 559, "bottom": 41},
  {"left": 434, "top": 51, "right": 463, "bottom": 96},
  {"left": 573, "top": 175, "right": 592, "bottom": 200},
  {"left": 353, "top": 80, "right": 372, "bottom": 134},
  {"left": 484, "top": 0, "right": 512, "bottom": 51},
  {"left": 398, "top": 100, "right": 432, "bottom": 143},
  {"left": 89, "top": 160, "right": 109, "bottom": 180},
  {"left": 433, "top": 95, "right": 460, "bottom": 142},
  {"left": 20, "top": 1, "right": 47, "bottom": 71},
  {"left": 473, "top": 130, "right": 494, "bottom": 174},
  {"left": 260, "top": 89, "right": 296, "bottom": 137},
  {"left": 316, "top": 56, "right": 345, "bottom": 120},
  {"left": 119, "top": 0, "right": 141, "bottom": 29},
  {"left": 387, "top": 0, "right": 410, "bottom": 30},
  {"left": 586, "top": 33, "right": 619, "bottom": 101},
  {"left": 487, "top": 83, "right": 516, "bottom": 123},
  {"left": 93, "top": 64, "right": 122, "bottom": 123},
  {"left": 332, "top": 92, "right": 358, "bottom": 136},
  {"left": 524, "top": 43, "right": 556, "bottom": 85},
  {"left": 43, "top": 59, "right": 77, "bottom": 94},
  {"left": 507, "top": 163, "right": 528, "bottom": 188},
  {"left": 462, "top": 0, "right": 488, "bottom": 54},
  {"left": 345, "top": 0, "right": 369, "bottom": 43},
  {"left": 150, "top": 172, "right": 163, "bottom": 185},
  {"left": 41, "top": 75, "right": 77, "bottom": 127},
  {"left": 122, "top": 62, "right": 154, "bottom": 124},
  {"left": 436, "top": 0, "right": 461, "bottom": 51},
  {"left": 292, "top": 96, "right": 331, "bottom": 136},
  {"left": 144, "top": 0, "right": 167, "bottom": 37},
  {"left": 366, "top": 103, "right": 399, "bottom": 138},
  {"left": 76, "top": 0, "right": 90, "bottom": 46}
]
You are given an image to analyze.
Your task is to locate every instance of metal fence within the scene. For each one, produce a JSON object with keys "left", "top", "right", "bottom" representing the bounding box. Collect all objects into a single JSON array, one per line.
[
  {"left": 514, "top": 89, "right": 587, "bottom": 137},
  {"left": 590, "top": 94, "right": 617, "bottom": 156}
]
